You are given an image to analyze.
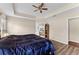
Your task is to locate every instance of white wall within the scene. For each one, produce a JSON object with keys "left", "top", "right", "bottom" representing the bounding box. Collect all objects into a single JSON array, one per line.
[
  {"left": 6, "top": 6, "right": 79, "bottom": 44},
  {"left": 47, "top": 17, "right": 68, "bottom": 44},
  {"left": 7, "top": 16, "right": 35, "bottom": 35},
  {"left": 70, "top": 18, "right": 79, "bottom": 43},
  {"left": 36, "top": 6, "right": 79, "bottom": 44}
]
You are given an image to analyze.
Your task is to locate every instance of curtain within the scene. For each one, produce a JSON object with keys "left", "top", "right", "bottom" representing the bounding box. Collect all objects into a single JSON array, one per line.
[{"left": 0, "top": 14, "right": 7, "bottom": 38}]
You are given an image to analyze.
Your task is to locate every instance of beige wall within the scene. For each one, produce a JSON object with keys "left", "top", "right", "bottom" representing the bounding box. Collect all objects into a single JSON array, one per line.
[
  {"left": 36, "top": 6, "right": 79, "bottom": 44},
  {"left": 7, "top": 16, "right": 35, "bottom": 35}
]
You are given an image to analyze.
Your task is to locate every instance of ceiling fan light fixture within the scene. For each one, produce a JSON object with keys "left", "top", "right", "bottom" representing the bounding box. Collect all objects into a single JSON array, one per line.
[{"left": 32, "top": 3, "right": 48, "bottom": 13}]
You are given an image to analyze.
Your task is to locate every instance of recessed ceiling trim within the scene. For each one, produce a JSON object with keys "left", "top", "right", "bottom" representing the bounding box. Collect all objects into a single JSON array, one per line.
[
  {"left": 6, "top": 14, "right": 36, "bottom": 21},
  {"left": 14, "top": 11, "right": 36, "bottom": 18},
  {"left": 12, "top": 3, "right": 16, "bottom": 14},
  {"left": 12, "top": 3, "right": 36, "bottom": 19}
]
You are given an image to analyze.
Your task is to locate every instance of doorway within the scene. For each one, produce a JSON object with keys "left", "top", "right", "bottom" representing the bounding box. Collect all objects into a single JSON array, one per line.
[{"left": 68, "top": 17, "right": 79, "bottom": 46}]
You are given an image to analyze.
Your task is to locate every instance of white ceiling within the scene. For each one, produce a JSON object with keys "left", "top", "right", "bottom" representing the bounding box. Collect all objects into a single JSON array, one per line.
[
  {"left": 15, "top": 3, "right": 67, "bottom": 18},
  {"left": 0, "top": 3, "right": 79, "bottom": 19}
]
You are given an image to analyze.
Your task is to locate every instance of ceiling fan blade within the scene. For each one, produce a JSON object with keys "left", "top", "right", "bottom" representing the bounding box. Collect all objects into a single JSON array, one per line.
[
  {"left": 39, "top": 3, "right": 44, "bottom": 7},
  {"left": 42, "top": 8, "right": 48, "bottom": 10},
  {"left": 34, "top": 9, "right": 38, "bottom": 12},
  {"left": 32, "top": 5, "right": 38, "bottom": 8}
]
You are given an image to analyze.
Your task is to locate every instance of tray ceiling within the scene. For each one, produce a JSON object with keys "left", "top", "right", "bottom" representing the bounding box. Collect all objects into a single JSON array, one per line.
[{"left": 0, "top": 3, "right": 79, "bottom": 19}]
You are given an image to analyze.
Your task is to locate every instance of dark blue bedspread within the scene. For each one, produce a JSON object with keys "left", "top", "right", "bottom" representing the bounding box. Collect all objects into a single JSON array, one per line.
[{"left": 0, "top": 34, "right": 55, "bottom": 55}]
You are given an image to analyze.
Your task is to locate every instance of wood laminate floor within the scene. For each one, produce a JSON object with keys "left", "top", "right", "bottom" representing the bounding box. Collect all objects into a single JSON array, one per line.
[{"left": 52, "top": 40, "right": 79, "bottom": 55}]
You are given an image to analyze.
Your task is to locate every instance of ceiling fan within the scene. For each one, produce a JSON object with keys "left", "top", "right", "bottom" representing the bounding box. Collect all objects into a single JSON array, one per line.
[{"left": 32, "top": 3, "right": 48, "bottom": 13}]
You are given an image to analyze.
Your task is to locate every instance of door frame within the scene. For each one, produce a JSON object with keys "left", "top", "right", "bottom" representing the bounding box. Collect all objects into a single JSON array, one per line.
[{"left": 68, "top": 17, "right": 79, "bottom": 44}]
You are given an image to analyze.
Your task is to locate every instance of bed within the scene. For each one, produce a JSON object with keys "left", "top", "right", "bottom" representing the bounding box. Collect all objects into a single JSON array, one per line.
[{"left": 0, "top": 34, "right": 55, "bottom": 55}]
